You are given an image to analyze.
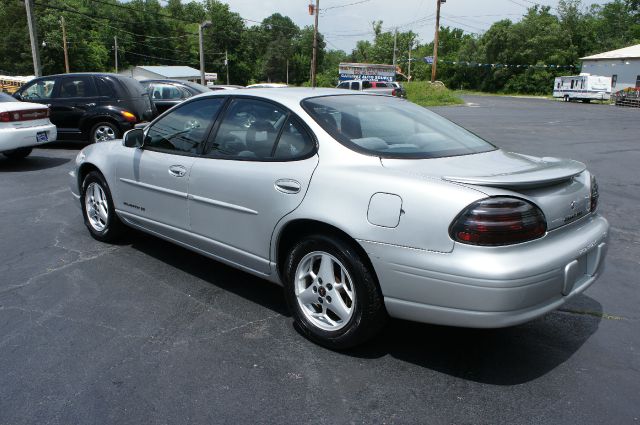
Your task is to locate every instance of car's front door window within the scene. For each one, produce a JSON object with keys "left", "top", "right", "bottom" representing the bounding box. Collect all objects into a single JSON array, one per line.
[
  {"left": 144, "top": 98, "right": 225, "bottom": 155},
  {"left": 21, "top": 79, "right": 57, "bottom": 100}
]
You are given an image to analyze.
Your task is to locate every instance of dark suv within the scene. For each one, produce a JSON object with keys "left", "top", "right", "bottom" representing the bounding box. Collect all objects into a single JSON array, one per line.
[{"left": 14, "top": 73, "right": 155, "bottom": 143}]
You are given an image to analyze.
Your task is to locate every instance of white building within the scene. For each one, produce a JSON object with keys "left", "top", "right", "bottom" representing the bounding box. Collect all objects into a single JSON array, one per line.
[
  {"left": 120, "top": 66, "right": 202, "bottom": 83},
  {"left": 581, "top": 44, "right": 640, "bottom": 92}
]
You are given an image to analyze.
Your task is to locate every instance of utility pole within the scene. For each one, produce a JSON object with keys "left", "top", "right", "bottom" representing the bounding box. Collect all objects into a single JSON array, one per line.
[
  {"left": 25, "top": 0, "right": 42, "bottom": 76},
  {"left": 61, "top": 17, "right": 70, "bottom": 73},
  {"left": 311, "top": 0, "right": 319, "bottom": 87},
  {"left": 199, "top": 21, "right": 212, "bottom": 86},
  {"left": 225, "top": 49, "right": 229, "bottom": 85},
  {"left": 392, "top": 28, "right": 397, "bottom": 68},
  {"left": 431, "top": 0, "right": 443, "bottom": 83},
  {"left": 114, "top": 36, "right": 118, "bottom": 73},
  {"left": 408, "top": 39, "right": 413, "bottom": 81},
  {"left": 286, "top": 59, "right": 289, "bottom": 85}
]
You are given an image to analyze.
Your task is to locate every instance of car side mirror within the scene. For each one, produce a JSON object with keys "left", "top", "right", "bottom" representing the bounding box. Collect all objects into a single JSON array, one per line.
[
  {"left": 122, "top": 128, "right": 144, "bottom": 148},
  {"left": 13, "top": 92, "right": 22, "bottom": 100}
]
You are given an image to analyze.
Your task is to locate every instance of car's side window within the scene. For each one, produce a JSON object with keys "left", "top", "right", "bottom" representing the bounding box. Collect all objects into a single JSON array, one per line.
[
  {"left": 151, "top": 84, "right": 183, "bottom": 101},
  {"left": 337, "top": 82, "right": 349, "bottom": 89},
  {"left": 95, "top": 77, "right": 115, "bottom": 97},
  {"left": 207, "top": 98, "right": 287, "bottom": 159},
  {"left": 144, "top": 98, "right": 225, "bottom": 155},
  {"left": 59, "top": 76, "right": 97, "bottom": 98},
  {"left": 273, "top": 118, "right": 315, "bottom": 160},
  {"left": 21, "top": 79, "right": 57, "bottom": 100}
]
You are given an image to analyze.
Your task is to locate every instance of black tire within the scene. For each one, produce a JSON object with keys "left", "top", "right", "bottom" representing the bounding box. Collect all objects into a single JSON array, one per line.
[
  {"left": 81, "top": 171, "right": 125, "bottom": 242},
  {"left": 283, "top": 234, "right": 387, "bottom": 350},
  {"left": 89, "top": 121, "right": 121, "bottom": 144},
  {"left": 3, "top": 147, "right": 33, "bottom": 159},
  {"left": 564, "top": 95, "right": 570, "bottom": 102}
]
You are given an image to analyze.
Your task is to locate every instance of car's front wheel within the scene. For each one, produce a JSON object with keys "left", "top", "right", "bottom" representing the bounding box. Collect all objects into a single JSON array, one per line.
[
  {"left": 81, "top": 171, "right": 125, "bottom": 242},
  {"left": 3, "top": 147, "right": 33, "bottom": 159},
  {"left": 284, "top": 234, "right": 387, "bottom": 350}
]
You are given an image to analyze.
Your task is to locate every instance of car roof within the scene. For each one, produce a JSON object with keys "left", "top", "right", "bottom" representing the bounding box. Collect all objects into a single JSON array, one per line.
[
  {"left": 190, "top": 87, "right": 396, "bottom": 111},
  {"left": 193, "top": 87, "right": 382, "bottom": 105},
  {"left": 34, "top": 72, "right": 123, "bottom": 79}
]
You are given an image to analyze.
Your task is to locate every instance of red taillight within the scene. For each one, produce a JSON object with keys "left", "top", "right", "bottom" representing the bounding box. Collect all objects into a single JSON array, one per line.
[
  {"left": 392, "top": 89, "right": 397, "bottom": 96},
  {"left": 449, "top": 197, "right": 547, "bottom": 246},
  {"left": 0, "top": 108, "right": 49, "bottom": 122},
  {"left": 590, "top": 174, "right": 599, "bottom": 212}
]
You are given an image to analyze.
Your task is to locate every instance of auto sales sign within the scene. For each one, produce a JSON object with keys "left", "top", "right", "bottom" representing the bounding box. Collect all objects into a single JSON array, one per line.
[{"left": 338, "top": 62, "right": 397, "bottom": 82}]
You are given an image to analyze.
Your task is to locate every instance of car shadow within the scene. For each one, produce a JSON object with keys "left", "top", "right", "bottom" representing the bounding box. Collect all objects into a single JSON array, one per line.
[
  {"left": 0, "top": 155, "right": 70, "bottom": 172},
  {"left": 348, "top": 294, "right": 602, "bottom": 385},
  {"left": 124, "top": 228, "right": 601, "bottom": 385},
  {"left": 126, "top": 229, "right": 290, "bottom": 316}
]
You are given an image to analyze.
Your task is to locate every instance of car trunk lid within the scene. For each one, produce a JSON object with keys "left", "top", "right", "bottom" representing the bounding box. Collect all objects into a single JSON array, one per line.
[{"left": 381, "top": 149, "right": 592, "bottom": 231}]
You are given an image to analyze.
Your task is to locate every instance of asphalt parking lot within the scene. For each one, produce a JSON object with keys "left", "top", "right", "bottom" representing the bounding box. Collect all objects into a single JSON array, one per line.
[{"left": 1, "top": 95, "right": 638, "bottom": 424}]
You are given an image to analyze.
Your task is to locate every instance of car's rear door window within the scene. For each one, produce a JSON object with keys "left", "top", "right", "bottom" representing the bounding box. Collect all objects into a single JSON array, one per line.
[
  {"left": 151, "top": 84, "right": 184, "bottom": 100},
  {"left": 59, "top": 76, "right": 97, "bottom": 98},
  {"left": 144, "top": 98, "right": 225, "bottom": 155},
  {"left": 206, "top": 98, "right": 288, "bottom": 159},
  {"left": 273, "top": 118, "right": 315, "bottom": 160},
  {"left": 95, "top": 77, "right": 116, "bottom": 97}
]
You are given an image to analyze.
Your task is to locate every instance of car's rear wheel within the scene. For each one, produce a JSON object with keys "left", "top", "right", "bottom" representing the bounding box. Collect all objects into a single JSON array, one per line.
[
  {"left": 284, "top": 234, "right": 387, "bottom": 350},
  {"left": 81, "top": 171, "right": 125, "bottom": 242},
  {"left": 90, "top": 122, "right": 120, "bottom": 143},
  {"left": 3, "top": 147, "right": 33, "bottom": 159}
]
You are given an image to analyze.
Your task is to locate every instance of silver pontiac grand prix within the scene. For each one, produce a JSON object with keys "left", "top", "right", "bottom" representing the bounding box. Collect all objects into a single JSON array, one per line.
[{"left": 69, "top": 89, "right": 609, "bottom": 349}]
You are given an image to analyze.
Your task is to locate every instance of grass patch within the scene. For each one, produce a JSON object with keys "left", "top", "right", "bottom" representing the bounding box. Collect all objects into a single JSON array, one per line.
[{"left": 404, "top": 81, "right": 464, "bottom": 107}]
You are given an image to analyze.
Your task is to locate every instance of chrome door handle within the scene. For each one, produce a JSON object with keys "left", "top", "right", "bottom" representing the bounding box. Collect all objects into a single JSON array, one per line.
[
  {"left": 168, "top": 165, "right": 187, "bottom": 177},
  {"left": 275, "top": 179, "right": 301, "bottom": 194},
  {"left": 86, "top": 103, "right": 96, "bottom": 107}
]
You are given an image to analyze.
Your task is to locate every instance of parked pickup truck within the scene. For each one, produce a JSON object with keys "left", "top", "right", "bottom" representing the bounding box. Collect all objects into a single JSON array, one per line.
[{"left": 337, "top": 80, "right": 400, "bottom": 96}]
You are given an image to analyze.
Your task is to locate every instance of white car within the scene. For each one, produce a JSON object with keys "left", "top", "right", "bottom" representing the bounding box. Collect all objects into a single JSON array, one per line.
[{"left": 0, "top": 92, "right": 57, "bottom": 159}]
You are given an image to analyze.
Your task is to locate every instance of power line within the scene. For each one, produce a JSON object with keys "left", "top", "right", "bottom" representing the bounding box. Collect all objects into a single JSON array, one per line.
[
  {"left": 34, "top": 1, "right": 197, "bottom": 39},
  {"left": 87, "top": 0, "right": 197, "bottom": 24},
  {"left": 321, "top": 0, "right": 372, "bottom": 13}
]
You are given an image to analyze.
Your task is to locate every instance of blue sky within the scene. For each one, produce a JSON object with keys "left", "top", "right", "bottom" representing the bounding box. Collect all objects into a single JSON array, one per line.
[{"left": 219, "top": 0, "right": 610, "bottom": 52}]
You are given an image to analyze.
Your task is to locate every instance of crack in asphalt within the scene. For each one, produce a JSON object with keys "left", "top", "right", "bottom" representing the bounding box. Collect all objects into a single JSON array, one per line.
[{"left": 557, "top": 308, "right": 626, "bottom": 321}]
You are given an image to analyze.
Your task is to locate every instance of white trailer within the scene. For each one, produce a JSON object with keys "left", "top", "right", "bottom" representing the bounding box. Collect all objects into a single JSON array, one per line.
[{"left": 553, "top": 73, "right": 612, "bottom": 102}]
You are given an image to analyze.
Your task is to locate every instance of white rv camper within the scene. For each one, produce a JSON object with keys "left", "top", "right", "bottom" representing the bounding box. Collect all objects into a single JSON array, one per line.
[{"left": 553, "top": 73, "right": 612, "bottom": 102}]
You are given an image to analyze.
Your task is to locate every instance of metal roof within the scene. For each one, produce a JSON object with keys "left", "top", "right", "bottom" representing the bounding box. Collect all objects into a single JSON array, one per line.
[
  {"left": 581, "top": 44, "right": 640, "bottom": 60},
  {"left": 138, "top": 66, "right": 201, "bottom": 78}
]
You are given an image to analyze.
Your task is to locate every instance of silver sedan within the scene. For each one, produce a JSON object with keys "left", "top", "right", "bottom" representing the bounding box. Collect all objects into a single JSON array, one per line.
[{"left": 69, "top": 89, "right": 609, "bottom": 349}]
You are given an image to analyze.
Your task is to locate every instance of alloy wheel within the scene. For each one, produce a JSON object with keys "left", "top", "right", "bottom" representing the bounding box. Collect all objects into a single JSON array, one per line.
[
  {"left": 294, "top": 251, "right": 356, "bottom": 331},
  {"left": 84, "top": 182, "right": 109, "bottom": 232}
]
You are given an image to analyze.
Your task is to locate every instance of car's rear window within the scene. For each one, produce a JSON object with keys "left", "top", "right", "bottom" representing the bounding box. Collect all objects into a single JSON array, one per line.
[{"left": 301, "top": 95, "right": 496, "bottom": 159}]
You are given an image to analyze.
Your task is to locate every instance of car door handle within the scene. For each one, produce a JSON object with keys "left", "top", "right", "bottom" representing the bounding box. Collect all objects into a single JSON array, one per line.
[
  {"left": 168, "top": 165, "right": 187, "bottom": 177},
  {"left": 275, "top": 179, "right": 301, "bottom": 194}
]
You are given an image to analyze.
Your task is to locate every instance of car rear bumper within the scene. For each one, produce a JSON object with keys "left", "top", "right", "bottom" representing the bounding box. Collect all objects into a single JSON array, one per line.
[
  {"left": 359, "top": 213, "right": 609, "bottom": 328},
  {"left": 0, "top": 123, "right": 57, "bottom": 151}
]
